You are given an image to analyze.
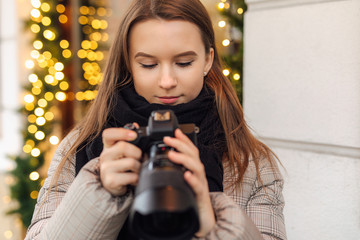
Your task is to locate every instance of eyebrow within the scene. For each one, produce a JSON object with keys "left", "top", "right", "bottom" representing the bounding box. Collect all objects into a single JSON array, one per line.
[{"left": 134, "top": 51, "right": 198, "bottom": 58}]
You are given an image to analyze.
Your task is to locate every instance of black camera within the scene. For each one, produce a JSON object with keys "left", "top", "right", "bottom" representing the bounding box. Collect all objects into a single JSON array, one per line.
[{"left": 126, "top": 110, "right": 200, "bottom": 240}]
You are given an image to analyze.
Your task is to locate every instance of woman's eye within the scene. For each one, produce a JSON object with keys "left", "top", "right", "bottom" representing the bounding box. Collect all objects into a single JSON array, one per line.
[
  {"left": 140, "top": 63, "right": 157, "bottom": 69},
  {"left": 177, "top": 61, "right": 193, "bottom": 67}
]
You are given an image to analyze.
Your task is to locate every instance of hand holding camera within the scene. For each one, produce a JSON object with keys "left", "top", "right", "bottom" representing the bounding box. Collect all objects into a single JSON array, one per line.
[
  {"left": 99, "top": 126, "right": 142, "bottom": 196},
  {"left": 100, "top": 110, "right": 215, "bottom": 239}
]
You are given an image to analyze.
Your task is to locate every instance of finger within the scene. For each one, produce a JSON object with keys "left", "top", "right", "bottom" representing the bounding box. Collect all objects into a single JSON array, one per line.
[
  {"left": 163, "top": 136, "right": 198, "bottom": 158},
  {"left": 174, "top": 128, "right": 194, "bottom": 145},
  {"left": 113, "top": 141, "right": 142, "bottom": 160},
  {"left": 101, "top": 158, "right": 141, "bottom": 174},
  {"left": 100, "top": 141, "right": 141, "bottom": 162},
  {"left": 167, "top": 150, "right": 203, "bottom": 175},
  {"left": 184, "top": 171, "right": 205, "bottom": 198},
  {"left": 102, "top": 172, "right": 139, "bottom": 193},
  {"left": 102, "top": 128, "right": 137, "bottom": 148}
]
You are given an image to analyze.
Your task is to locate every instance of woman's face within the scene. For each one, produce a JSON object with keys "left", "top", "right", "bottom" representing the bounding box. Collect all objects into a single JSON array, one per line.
[{"left": 129, "top": 19, "right": 214, "bottom": 105}]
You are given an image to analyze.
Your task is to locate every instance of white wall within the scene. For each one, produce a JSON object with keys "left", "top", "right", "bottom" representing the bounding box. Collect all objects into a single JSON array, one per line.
[
  {"left": 0, "top": 0, "right": 22, "bottom": 170},
  {"left": 0, "top": 0, "right": 26, "bottom": 239},
  {"left": 243, "top": 0, "right": 360, "bottom": 239}
]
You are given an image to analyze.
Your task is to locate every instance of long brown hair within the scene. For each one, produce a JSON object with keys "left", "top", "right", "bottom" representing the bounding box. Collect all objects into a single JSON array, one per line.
[{"left": 53, "top": 0, "right": 279, "bottom": 190}]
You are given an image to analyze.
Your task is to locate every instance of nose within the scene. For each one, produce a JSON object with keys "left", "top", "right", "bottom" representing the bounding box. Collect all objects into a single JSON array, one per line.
[{"left": 158, "top": 66, "right": 177, "bottom": 89}]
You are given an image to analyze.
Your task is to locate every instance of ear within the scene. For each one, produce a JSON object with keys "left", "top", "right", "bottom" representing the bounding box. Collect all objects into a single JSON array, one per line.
[{"left": 204, "top": 47, "right": 214, "bottom": 75}]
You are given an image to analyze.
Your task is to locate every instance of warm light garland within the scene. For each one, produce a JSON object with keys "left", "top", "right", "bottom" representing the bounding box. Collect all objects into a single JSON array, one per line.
[{"left": 76, "top": 2, "right": 110, "bottom": 104}]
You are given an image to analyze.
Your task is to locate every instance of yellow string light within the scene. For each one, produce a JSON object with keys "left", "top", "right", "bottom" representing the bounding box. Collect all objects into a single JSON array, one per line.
[
  {"left": 33, "top": 40, "right": 43, "bottom": 49},
  {"left": 36, "top": 117, "right": 46, "bottom": 126},
  {"left": 97, "top": 7, "right": 107, "bottom": 17},
  {"left": 34, "top": 107, "right": 44, "bottom": 116},
  {"left": 31, "top": 9, "right": 41, "bottom": 18},
  {"left": 28, "top": 114, "right": 37, "bottom": 123},
  {"left": 44, "top": 112, "right": 54, "bottom": 121},
  {"left": 222, "top": 39, "right": 230, "bottom": 46},
  {"left": 233, "top": 73, "right": 241, "bottom": 81},
  {"left": 44, "top": 75, "right": 55, "bottom": 84},
  {"left": 56, "top": 4, "right": 66, "bottom": 14},
  {"left": 25, "top": 60, "right": 35, "bottom": 69},
  {"left": 31, "top": 24, "right": 41, "bottom": 33},
  {"left": 41, "top": 2, "right": 51, "bottom": 12},
  {"left": 43, "top": 51, "right": 52, "bottom": 59},
  {"left": 60, "top": 81, "right": 69, "bottom": 90},
  {"left": 60, "top": 39, "right": 70, "bottom": 49},
  {"left": 24, "top": 94, "right": 35, "bottom": 103},
  {"left": 48, "top": 66, "right": 56, "bottom": 75},
  {"left": 30, "top": 191, "right": 39, "bottom": 199},
  {"left": 223, "top": 69, "right": 230, "bottom": 76},
  {"left": 28, "top": 125, "right": 38, "bottom": 134},
  {"left": 29, "top": 171, "right": 40, "bottom": 181},
  {"left": 55, "top": 92, "right": 66, "bottom": 101},
  {"left": 31, "top": 148, "right": 41, "bottom": 157},
  {"left": 62, "top": 49, "right": 72, "bottom": 58},
  {"left": 31, "top": 0, "right": 41, "bottom": 8},
  {"left": 100, "top": 20, "right": 108, "bottom": 29},
  {"left": 35, "top": 131, "right": 45, "bottom": 140},
  {"left": 32, "top": 87, "right": 42, "bottom": 95},
  {"left": 90, "top": 41, "right": 98, "bottom": 50},
  {"left": 55, "top": 72, "right": 65, "bottom": 80},
  {"left": 91, "top": 19, "right": 101, "bottom": 29},
  {"left": 79, "top": 16, "right": 88, "bottom": 25},
  {"left": 25, "top": 103, "right": 35, "bottom": 111},
  {"left": 42, "top": 16, "right": 51, "bottom": 26},
  {"left": 33, "top": 80, "right": 43, "bottom": 88},
  {"left": 44, "top": 92, "right": 54, "bottom": 101},
  {"left": 80, "top": 6, "right": 89, "bottom": 15},
  {"left": 54, "top": 62, "right": 64, "bottom": 71},
  {"left": 76, "top": 92, "right": 84, "bottom": 101},
  {"left": 88, "top": 6, "right": 96, "bottom": 15},
  {"left": 23, "top": 145, "right": 32, "bottom": 153},
  {"left": 31, "top": 50, "right": 40, "bottom": 59},
  {"left": 50, "top": 136, "right": 60, "bottom": 145},
  {"left": 217, "top": 2, "right": 225, "bottom": 10},
  {"left": 26, "top": 139, "right": 35, "bottom": 147},
  {"left": 28, "top": 74, "right": 38, "bottom": 83},
  {"left": 218, "top": 20, "right": 226, "bottom": 28},
  {"left": 102, "top": 33, "right": 109, "bottom": 41},
  {"left": 59, "top": 14, "right": 68, "bottom": 24},
  {"left": 43, "top": 30, "right": 56, "bottom": 40}
]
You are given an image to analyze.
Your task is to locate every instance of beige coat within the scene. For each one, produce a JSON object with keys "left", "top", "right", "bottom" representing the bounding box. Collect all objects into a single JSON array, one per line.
[{"left": 25, "top": 130, "right": 287, "bottom": 239}]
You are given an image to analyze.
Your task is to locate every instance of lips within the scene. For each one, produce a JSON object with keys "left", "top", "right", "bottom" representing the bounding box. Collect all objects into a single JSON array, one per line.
[{"left": 158, "top": 96, "right": 180, "bottom": 104}]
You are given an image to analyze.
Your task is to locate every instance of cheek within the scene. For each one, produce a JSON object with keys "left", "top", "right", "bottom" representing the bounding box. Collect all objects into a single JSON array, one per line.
[{"left": 183, "top": 74, "right": 204, "bottom": 100}]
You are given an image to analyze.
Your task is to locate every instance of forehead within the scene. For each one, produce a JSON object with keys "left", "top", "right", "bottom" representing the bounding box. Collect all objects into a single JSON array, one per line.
[{"left": 129, "top": 19, "right": 205, "bottom": 55}]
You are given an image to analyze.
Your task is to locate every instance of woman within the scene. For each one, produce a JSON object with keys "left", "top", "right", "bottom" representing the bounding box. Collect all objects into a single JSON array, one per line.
[{"left": 26, "top": 0, "right": 286, "bottom": 239}]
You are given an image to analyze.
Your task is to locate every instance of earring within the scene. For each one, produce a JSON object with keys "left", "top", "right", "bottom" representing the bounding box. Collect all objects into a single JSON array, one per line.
[{"left": 203, "top": 72, "right": 207, "bottom": 76}]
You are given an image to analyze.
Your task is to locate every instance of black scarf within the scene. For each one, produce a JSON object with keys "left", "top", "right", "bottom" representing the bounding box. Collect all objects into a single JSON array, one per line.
[{"left": 76, "top": 84, "right": 226, "bottom": 191}]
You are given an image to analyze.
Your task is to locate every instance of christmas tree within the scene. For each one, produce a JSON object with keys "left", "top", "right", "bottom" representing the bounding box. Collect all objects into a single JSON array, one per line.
[
  {"left": 217, "top": 0, "right": 247, "bottom": 103},
  {"left": 7, "top": 0, "right": 109, "bottom": 228}
]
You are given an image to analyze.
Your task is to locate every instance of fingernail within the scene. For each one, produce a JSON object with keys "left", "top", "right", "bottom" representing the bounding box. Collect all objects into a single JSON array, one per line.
[{"left": 128, "top": 131, "right": 137, "bottom": 139}]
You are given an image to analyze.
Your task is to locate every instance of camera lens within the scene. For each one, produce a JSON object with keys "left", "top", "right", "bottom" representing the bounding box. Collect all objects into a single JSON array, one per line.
[{"left": 131, "top": 187, "right": 199, "bottom": 240}]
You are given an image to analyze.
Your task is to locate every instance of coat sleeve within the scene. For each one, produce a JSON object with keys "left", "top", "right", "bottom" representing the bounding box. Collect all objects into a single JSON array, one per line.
[
  {"left": 195, "top": 192, "right": 264, "bottom": 240},
  {"left": 25, "top": 131, "right": 133, "bottom": 240},
  {"left": 221, "top": 157, "right": 287, "bottom": 240},
  {"left": 245, "top": 159, "right": 287, "bottom": 240}
]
